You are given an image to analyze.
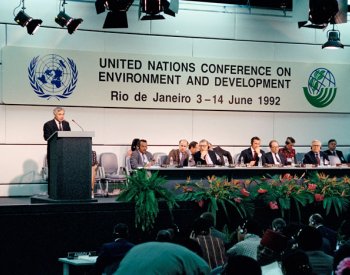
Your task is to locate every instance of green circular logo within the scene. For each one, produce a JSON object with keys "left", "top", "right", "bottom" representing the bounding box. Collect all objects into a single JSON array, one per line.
[{"left": 303, "top": 68, "right": 337, "bottom": 108}]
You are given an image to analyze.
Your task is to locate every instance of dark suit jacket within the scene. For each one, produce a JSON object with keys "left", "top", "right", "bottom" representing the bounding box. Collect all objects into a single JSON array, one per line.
[
  {"left": 213, "top": 146, "right": 233, "bottom": 165},
  {"left": 303, "top": 151, "right": 329, "bottom": 165},
  {"left": 193, "top": 151, "right": 221, "bottom": 165},
  {"left": 166, "top": 149, "right": 189, "bottom": 166},
  {"left": 263, "top": 152, "right": 287, "bottom": 165},
  {"left": 323, "top": 149, "right": 346, "bottom": 163},
  {"left": 239, "top": 148, "right": 265, "bottom": 166},
  {"left": 95, "top": 238, "right": 134, "bottom": 275},
  {"left": 43, "top": 119, "right": 71, "bottom": 141}
]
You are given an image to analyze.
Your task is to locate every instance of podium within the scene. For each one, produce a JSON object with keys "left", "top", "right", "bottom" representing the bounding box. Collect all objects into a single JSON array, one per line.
[{"left": 46, "top": 131, "right": 94, "bottom": 201}]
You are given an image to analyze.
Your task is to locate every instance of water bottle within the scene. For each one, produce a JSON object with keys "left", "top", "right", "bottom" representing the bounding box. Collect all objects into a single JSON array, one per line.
[
  {"left": 291, "top": 157, "right": 295, "bottom": 167},
  {"left": 320, "top": 157, "right": 324, "bottom": 167},
  {"left": 258, "top": 157, "right": 262, "bottom": 167},
  {"left": 240, "top": 156, "right": 244, "bottom": 167},
  {"left": 224, "top": 157, "right": 229, "bottom": 167},
  {"left": 169, "top": 157, "right": 174, "bottom": 166}
]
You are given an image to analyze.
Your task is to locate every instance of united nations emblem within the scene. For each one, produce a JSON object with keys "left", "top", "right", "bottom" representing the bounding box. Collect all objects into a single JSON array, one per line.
[
  {"left": 303, "top": 68, "right": 336, "bottom": 108},
  {"left": 28, "top": 54, "right": 78, "bottom": 100}
]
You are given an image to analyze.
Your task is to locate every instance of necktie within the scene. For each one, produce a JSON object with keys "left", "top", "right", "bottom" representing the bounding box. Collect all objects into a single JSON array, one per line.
[
  {"left": 59, "top": 122, "right": 63, "bottom": 131},
  {"left": 315, "top": 153, "right": 320, "bottom": 165},
  {"left": 275, "top": 153, "right": 281, "bottom": 164},
  {"left": 253, "top": 151, "right": 258, "bottom": 161},
  {"left": 333, "top": 151, "right": 336, "bottom": 156},
  {"left": 180, "top": 153, "right": 186, "bottom": 166},
  {"left": 143, "top": 154, "right": 147, "bottom": 164}
]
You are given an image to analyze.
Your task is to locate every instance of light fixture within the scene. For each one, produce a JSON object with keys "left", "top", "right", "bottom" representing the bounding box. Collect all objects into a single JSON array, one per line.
[
  {"left": 322, "top": 25, "right": 344, "bottom": 49},
  {"left": 13, "top": 0, "right": 42, "bottom": 35},
  {"left": 95, "top": 0, "right": 133, "bottom": 28},
  {"left": 55, "top": 0, "right": 83, "bottom": 34},
  {"left": 139, "top": 0, "right": 179, "bottom": 20}
]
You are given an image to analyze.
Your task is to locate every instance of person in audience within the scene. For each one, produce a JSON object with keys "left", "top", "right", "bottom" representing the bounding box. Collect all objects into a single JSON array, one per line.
[
  {"left": 335, "top": 257, "right": 350, "bottom": 275},
  {"left": 239, "top": 136, "right": 265, "bottom": 166},
  {"left": 127, "top": 138, "right": 140, "bottom": 157},
  {"left": 227, "top": 219, "right": 262, "bottom": 260},
  {"left": 193, "top": 139, "right": 221, "bottom": 166},
  {"left": 324, "top": 139, "right": 347, "bottom": 164},
  {"left": 200, "top": 212, "right": 228, "bottom": 244},
  {"left": 334, "top": 243, "right": 350, "bottom": 272},
  {"left": 221, "top": 255, "right": 262, "bottom": 275},
  {"left": 280, "top": 249, "right": 313, "bottom": 275},
  {"left": 303, "top": 139, "right": 329, "bottom": 165},
  {"left": 156, "top": 229, "right": 174, "bottom": 242},
  {"left": 271, "top": 217, "right": 287, "bottom": 234},
  {"left": 338, "top": 220, "right": 350, "bottom": 247},
  {"left": 263, "top": 140, "right": 288, "bottom": 166},
  {"left": 257, "top": 229, "right": 288, "bottom": 274},
  {"left": 191, "top": 217, "right": 226, "bottom": 269},
  {"left": 297, "top": 226, "right": 333, "bottom": 275},
  {"left": 94, "top": 223, "right": 134, "bottom": 275},
  {"left": 279, "top": 137, "right": 297, "bottom": 164},
  {"left": 115, "top": 242, "right": 210, "bottom": 274},
  {"left": 43, "top": 106, "right": 71, "bottom": 141},
  {"left": 166, "top": 139, "right": 189, "bottom": 166},
  {"left": 309, "top": 213, "right": 337, "bottom": 255},
  {"left": 130, "top": 139, "right": 153, "bottom": 169},
  {"left": 208, "top": 143, "right": 233, "bottom": 165}
]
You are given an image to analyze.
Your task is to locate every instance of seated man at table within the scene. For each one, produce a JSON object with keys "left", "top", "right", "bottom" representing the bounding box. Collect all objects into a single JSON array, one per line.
[
  {"left": 209, "top": 143, "right": 233, "bottom": 166},
  {"left": 323, "top": 139, "right": 347, "bottom": 165},
  {"left": 184, "top": 141, "right": 199, "bottom": 166},
  {"left": 193, "top": 139, "right": 221, "bottom": 165},
  {"left": 166, "top": 139, "right": 189, "bottom": 166},
  {"left": 303, "top": 139, "right": 329, "bottom": 165},
  {"left": 263, "top": 140, "right": 287, "bottom": 166},
  {"left": 239, "top": 136, "right": 265, "bottom": 166},
  {"left": 130, "top": 139, "right": 153, "bottom": 169}
]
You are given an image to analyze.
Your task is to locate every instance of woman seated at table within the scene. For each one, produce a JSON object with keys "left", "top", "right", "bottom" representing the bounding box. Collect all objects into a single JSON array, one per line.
[{"left": 279, "top": 137, "right": 297, "bottom": 164}]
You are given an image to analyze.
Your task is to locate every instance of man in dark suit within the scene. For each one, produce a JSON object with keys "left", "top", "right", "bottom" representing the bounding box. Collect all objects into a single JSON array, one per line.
[
  {"left": 303, "top": 139, "right": 329, "bottom": 165},
  {"left": 209, "top": 143, "right": 233, "bottom": 166},
  {"left": 43, "top": 107, "right": 71, "bottom": 141},
  {"left": 166, "top": 139, "right": 189, "bottom": 166},
  {"left": 263, "top": 140, "right": 287, "bottom": 166},
  {"left": 194, "top": 139, "right": 221, "bottom": 165},
  {"left": 323, "top": 139, "right": 346, "bottom": 164},
  {"left": 239, "top": 136, "right": 265, "bottom": 166},
  {"left": 94, "top": 223, "right": 134, "bottom": 275}
]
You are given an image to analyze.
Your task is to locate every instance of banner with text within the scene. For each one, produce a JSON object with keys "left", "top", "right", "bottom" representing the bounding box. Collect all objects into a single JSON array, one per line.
[{"left": 2, "top": 46, "right": 349, "bottom": 113}]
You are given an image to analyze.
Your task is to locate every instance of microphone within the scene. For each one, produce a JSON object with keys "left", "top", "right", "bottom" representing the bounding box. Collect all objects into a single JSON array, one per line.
[{"left": 72, "top": 119, "right": 84, "bottom": 131}]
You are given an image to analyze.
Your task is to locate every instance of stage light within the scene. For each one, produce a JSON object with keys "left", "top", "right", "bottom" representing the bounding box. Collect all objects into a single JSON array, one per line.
[
  {"left": 322, "top": 25, "right": 344, "bottom": 49},
  {"left": 55, "top": 0, "right": 83, "bottom": 34},
  {"left": 96, "top": 0, "right": 133, "bottom": 29},
  {"left": 140, "top": 0, "right": 178, "bottom": 20},
  {"left": 13, "top": 1, "right": 42, "bottom": 35}
]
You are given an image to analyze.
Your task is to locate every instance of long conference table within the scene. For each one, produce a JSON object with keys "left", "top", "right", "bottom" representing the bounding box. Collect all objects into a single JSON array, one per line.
[{"left": 145, "top": 165, "right": 350, "bottom": 183}]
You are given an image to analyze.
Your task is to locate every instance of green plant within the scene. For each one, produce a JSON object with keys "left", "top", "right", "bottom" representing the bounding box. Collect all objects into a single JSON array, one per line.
[
  {"left": 175, "top": 176, "right": 255, "bottom": 222},
  {"left": 117, "top": 169, "right": 177, "bottom": 231}
]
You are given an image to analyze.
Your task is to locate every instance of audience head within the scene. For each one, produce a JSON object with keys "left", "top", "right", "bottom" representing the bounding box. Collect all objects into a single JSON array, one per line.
[
  {"left": 200, "top": 212, "right": 215, "bottom": 227},
  {"left": 222, "top": 255, "right": 262, "bottom": 275},
  {"left": 336, "top": 257, "right": 350, "bottom": 275},
  {"left": 257, "top": 229, "right": 288, "bottom": 265},
  {"left": 339, "top": 220, "right": 350, "bottom": 244},
  {"left": 239, "top": 219, "right": 263, "bottom": 238},
  {"left": 328, "top": 139, "right": 338, "bottom": 151},
  {"left": 178, "top": 139, "right": 189, "bottom": 153},
  {"left": 137, "top": 139, "right": 148, "bottom": 154},
  {"left": 189, "top": 141, "right": 199, "bottom": 155},
  {"left": 272, "top": 218, "right": 287, "bottom": 233},
  {"left": 297, "top": 226, "right": 323, "bottom": 251},
  {"left": 281, "top": 249, "right": 313, "bottom": 275},
  {"left": 269, "top": 140, "right": 280, "bottom": 154},
  {"left": 309, "top": 213, "right": 324, "bottom": 227},
  {"left": 311, "top": 139, "right": 322, "bottom": 153},
  {"left": 131, "top": 138, "right": 140, "bottom": 151},
  {"left": 250, "top": 136, "right": 261, "bottom": 150},
  {"left": 113, "top": 223, "right": 129, "bottom": 239},
  {"left": 53, "top": 106, "right": 65, "bottom": 122},
  {"left": 193, "top": 217, "right": 211, "bottom": 237},
  {"left": 334, "top": 243, "right": 350, "bottom": 272},
  {"left": 156, "top": 229, "right": 173, "bottom": 242},
  {"left": 285, "top": 137, "right": 295, "bottom": 150}
]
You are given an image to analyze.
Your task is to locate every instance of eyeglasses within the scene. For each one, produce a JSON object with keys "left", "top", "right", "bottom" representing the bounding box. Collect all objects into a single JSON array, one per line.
[{"left": 199, "top": 144, "right": 208, "bottom": 147}]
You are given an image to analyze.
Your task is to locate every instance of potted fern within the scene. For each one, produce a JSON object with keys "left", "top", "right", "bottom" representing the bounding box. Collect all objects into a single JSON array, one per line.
[{"left": 117, "top": 169, "right": 177, "bottom": 232}]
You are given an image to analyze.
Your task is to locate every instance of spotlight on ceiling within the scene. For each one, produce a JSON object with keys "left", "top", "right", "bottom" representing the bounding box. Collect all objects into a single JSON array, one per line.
[
  {"left": 322, "top": 25, "right": 344, "bottom": 49},
  {"left": 55, "top": 0, "right": 83, "bottom": 34},
  {"left": 95, "top": 0, "right": 133, "bottom": 28},
  {"left": 139, "top": 0, "right": 179, "bottom": 20},
  {"left": 13, "top": 1, "right": 42, "bottom": 35},
  {"left": 298, "top": 0, "right": 339, "bottom": 29}
]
